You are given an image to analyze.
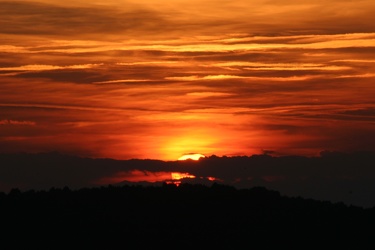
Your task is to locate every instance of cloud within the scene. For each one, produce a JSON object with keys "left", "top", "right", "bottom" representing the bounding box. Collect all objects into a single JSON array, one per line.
[
  {"left": 95, "top": 170, "right": 174, "bottom": 185},
  {"left": 0, "top": 45, "right": 30, "bottom": 54},
  {"left": 1, "top": 151, "right": 375, "bottom": 208},
  {"left": 186, "top": 92, "right": 233, "bottom": 98},
  {"left": 214, "top": 62, "right": 351, "bottom": 71},
  {"left": 166, "top": 75, "right": 247, "bottom": 81},
  {"left": 0, "top": 119, "right": 36, "bottom": 126},
  {"left": 0, "top": 1, "right": 169, "bottom": 38},
  {"left": 2, "top": 0, "right": 375, "bottom": 44},
  {"left": 94, "top": 79, "right": 155, "bottom": 84},
  {"left": 14, "top": 69, "right": 108, "bottom": 83},
  {"left": 0, "top": 64, "right": 101, "bottom": 71},
  {"left": 340, "top": 108, "right": 375, "bottom": 117}
]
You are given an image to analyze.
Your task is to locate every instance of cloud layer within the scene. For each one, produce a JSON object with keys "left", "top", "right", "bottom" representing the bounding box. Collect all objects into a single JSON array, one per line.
[
  {"left": 1, "top": 0, "right": 375, "bottom": 160},
  {"left": 2, "top": 151, "right": 375, "bottom": 208}
]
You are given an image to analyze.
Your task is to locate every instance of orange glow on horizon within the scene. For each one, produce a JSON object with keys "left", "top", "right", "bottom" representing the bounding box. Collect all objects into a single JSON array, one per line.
[
  {"left": 171, "top": 172, "right": 196, "bottom": 179},
  {"left": 178, "top": 153, "right": 206, "bottom": 161},
  {"left": 95, "top": 170, "right": 197, "bottom": 186}
]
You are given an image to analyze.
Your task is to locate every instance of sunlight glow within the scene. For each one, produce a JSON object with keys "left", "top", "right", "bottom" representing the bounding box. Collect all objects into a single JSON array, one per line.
[
  {"left": 178, "top": 153, "right": 206, "bottom": 161},
  {"left": 95, "top": 170, "right": 196, "bottom": 185},
  {"left": 171, "top": 172, "right": 196, "bottom": 180}
]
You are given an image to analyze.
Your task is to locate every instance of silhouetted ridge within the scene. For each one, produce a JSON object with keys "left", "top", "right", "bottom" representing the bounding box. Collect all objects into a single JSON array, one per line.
[{"left": 1, "top": 183, "right": 374, "bottom": 248}]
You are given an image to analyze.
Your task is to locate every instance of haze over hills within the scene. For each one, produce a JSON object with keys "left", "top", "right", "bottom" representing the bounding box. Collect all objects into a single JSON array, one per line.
[{"left": 1, "top": 150, "right": 375, "bottom": 208}]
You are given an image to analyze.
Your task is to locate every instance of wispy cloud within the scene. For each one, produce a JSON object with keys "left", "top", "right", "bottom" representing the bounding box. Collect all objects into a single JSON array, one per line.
[
  {"left": 0, "top": 119, "right": 36, "bottom": 126},
  {"left": 94, "top": 79, "right": 155, "bottom": 84},
  {"left": 0, "top": 64, "right": 101, "bottom": 72},
  {"left": 0, "top": 1, "right": 169, "bottom": 38},
  {"left": 166, "top": 75, "right": 247, "bottom": 81}
]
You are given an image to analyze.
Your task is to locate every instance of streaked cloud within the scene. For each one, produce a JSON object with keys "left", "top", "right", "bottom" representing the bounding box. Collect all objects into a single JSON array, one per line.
[
  {"left": 0, "top": 119, "right": 36, "bottom": 126},
  {"left": 0, "top": 64, "right": 101, "bottom": 72},
  {"left": 214, "top": 62, "right": 351, "bottom": 71},
  {"left": 0, "top": 1, "right": 169, "bottom": 38},
  {"left": 166, "top": 75, "right": 247, "bottom": 81},
  {"left": 94, "top": 79, "right": 155, "bottom": 84}
]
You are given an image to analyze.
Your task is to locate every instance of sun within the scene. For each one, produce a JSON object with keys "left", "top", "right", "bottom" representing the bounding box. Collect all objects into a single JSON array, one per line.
[{"left": 178, "top": 153, "right": 205, "bottom": 161}]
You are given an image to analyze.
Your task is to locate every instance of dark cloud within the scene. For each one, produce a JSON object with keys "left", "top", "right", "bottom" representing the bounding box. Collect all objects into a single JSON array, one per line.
[
  {"left": 0, "top": 1, "right": 169, "bottom": 38},
  {"left": 1, "top": 0, "right": 375, "bottom": 41},
  {"left": 340, "top": 108, "right": 375, "bottom": 117},
  {"left": 1, "top": 151, "right": 375, "bottom": 208},
  {"left": 14, "top": 69, "right": 108, "bottom": 84},
  {"left": 257, "top": 124, "right": 303, "bottom": 134}
]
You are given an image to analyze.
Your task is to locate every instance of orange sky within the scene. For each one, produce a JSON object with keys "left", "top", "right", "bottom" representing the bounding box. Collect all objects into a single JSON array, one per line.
[{"left": 1, "top": 0, "right": 375, "bottom": 160}]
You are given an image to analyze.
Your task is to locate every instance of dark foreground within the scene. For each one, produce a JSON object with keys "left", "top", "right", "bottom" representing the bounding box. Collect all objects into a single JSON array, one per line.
[{"left": 2, "top": 183, "right": 375, "bottom": 248}]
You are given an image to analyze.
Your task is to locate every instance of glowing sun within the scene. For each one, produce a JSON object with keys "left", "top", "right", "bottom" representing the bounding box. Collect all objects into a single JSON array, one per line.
[{"left": 178, "top": 153, "right": 205, "bottom": 161}]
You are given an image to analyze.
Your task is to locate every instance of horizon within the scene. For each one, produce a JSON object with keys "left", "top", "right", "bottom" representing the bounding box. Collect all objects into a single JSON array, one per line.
[
  {"left": 2, "top": 150, "right": 375, "bottom": 208},
  {"left": 4, "top": 148, "right": 374, "bottom": 161}
]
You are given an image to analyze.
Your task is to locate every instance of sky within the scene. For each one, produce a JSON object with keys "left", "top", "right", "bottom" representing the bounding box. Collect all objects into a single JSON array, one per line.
[{"left": 1, "top": 0, "right": 375, "bottom": 161}]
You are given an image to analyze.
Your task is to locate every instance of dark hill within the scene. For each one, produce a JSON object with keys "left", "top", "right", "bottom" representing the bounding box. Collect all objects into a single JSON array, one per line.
[{"left": 1, "top": 183, "right": 375, "bottom": 248}]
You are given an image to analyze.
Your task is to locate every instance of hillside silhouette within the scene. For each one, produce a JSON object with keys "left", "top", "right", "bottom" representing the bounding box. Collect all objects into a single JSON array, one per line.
[{"left": 1, "top": 183, "right": 375, "bottom": 248}]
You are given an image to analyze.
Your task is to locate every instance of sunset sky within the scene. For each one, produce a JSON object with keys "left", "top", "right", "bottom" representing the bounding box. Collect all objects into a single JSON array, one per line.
[{"left": 1, "top": 0, "right": 375, "bottom": 161}]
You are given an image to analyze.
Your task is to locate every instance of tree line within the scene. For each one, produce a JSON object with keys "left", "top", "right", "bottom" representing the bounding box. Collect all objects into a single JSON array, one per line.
[{"left": 1, "top": 183, "right": 375, "bottom": 248}]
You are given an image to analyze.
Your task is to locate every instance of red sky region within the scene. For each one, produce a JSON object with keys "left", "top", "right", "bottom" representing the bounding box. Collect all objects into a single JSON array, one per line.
[{"left": 1, "top": 0, "right": 375, "bottom": 161}]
